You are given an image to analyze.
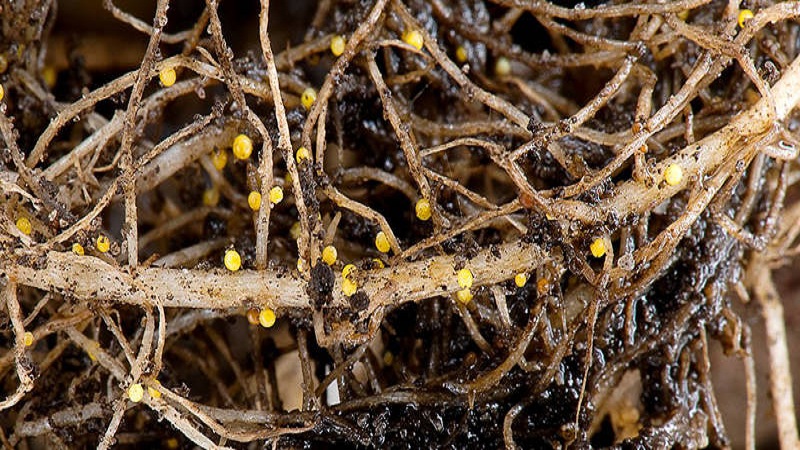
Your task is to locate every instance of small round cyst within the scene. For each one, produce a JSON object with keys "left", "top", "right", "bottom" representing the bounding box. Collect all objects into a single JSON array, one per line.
[
  {"left": 72, "top": 243, "right": 85, "bottom": 256},
  {"left": 259, "top": 308, "right": 276, "bottom": 328},
  {"left": 23, "top": 331, "right": 34, "bottom": 347},
  {"left": 0, "top": 83, "right": 4, "bottom": 102},
  {"left": 402, "top": 29, "right": 424, "bottom": 51},
  {"left": 457, "top": 268, "right": 474, "bottom": 289},
  {"left": 224, "top": 249, "right": 242, "bottom": 272},
  {"left": 495, "top": 56, "right": 511, "bottom": 76},
  {"left": 248, "top": 191, "right": 262, "bottom": 211},
  {"left": 664, "top": 163, "right": 683, "bottom": 186},
  {"left": 375, "top": 231, "right": 391, "bottom": 253},
  {"left": 738, "top": 9, "right": 754, "bottom": 28},
  {"left": 211, "top": 149, "right": 228, "bottom": 170},
  {"left": 128, "top": 383, "right": 144, "bottom": 403},
  {"left": 16, "top": 217, "right": 32, "bottom": 235},
  {"left": 301, "top": 87, "right": 317, "bottom": 110},
  {"left": 147, "top": 381, "right": 162, "bottom": 399},
  {"left": 202, "top": 188, "right": 220, "bottom": 207},
  {"left": 455, "top": 45, "right": 468, "bottom": 63},
  {"left": 246, "top": 308, "right": 260, "bottom": 325},
  {"left": 322, "top": 245, "right": 338, "bottom": 266},
  {"left": 514, "top": 273, "right": 528, "bottom": 288},
  {"left": 456, "top": 288, "right": 473, "bottom": 304},
  {"left": 590, "top": 237, "right": 606, "bottom": 258},
  {"left": 330, "top": 35, "right": 346, "bottom": 56},
  {"left": 342, "top": 278, "right": 357, "bottom": 297},
  {"left": 269, "top": 186, "right": 284, "bottom": 204},
  {"left": 96, "top": 235, "right": 111, "bottom": 253},
  {"left": 295, "top": 146, "right": 311, "bottom": 164},
  {"left": 232, "top": 134, "right": 253, "bottom": 160},
  {"left": 159, "top": 68, "right": 176, "bottom": 87},
  {"left": 415, "top": 198, "right": 432, "bottom": 221}
]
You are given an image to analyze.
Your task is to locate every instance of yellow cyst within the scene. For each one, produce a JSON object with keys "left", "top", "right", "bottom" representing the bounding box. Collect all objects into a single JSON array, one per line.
[
  {"left": 590, "top": 238, "right": 606, "bottom": 258},
  {"left": 295, "top": 146, "right": 311, "bottom": 164},
  {"left": 664, "top": 163, "right": 683, "bottom": 186},
  {"left": 301, "top": 87, "right": 317, "bottom": 110},
  {"left": 224, "top": 249, "right": 242, "bottom": 271},
  {"left": 23, "top": 331, "right": 34, "bottom": 347},
  {"left": 269, "top": 186, "right": 284, "bottom": 204},
  {"left": 211, "top": 149, "right": 228, "bottom": 170},
  {"left": 342, "top": 278, "right": 358, "bottom": 296},
  {"left": 248, "top": 191, "right": 262, "bottom": 211},
  {"left": 372, "top": 258, "right": 385, "bottom": 269},
  {"left": 455, "top": 45, "right": 468, "bottom": 63},
  {"left": 259, "top": 307, "right": 276, "bottom": 328},
  {"left": 456, "top": 288, "right": 473, "bottom": 304},
  {"left": 290, "top": 221, "right": 301, "bottom": 240},
  {"left": 202, "top": 188, "right": 220, "bottom": 207},
  {"left": 402, "top": 29, "right": 424, "bottom": 51},
  {"left": 0, "top": 83, "right": 4, "bottom": 102},
  {"left": 232, "top": 134, "right": 253, "bottom": 160},
  {"left": 375, "top": 231, "right": 391, "bottom": 253},
  {"left": 342, "top": 263, "right": 357, "bottom": 280},
  {"left": 322, "top": 245, "right": 338, "bottom": 266},
  {"left": 457, "top": 268, "right": 474, "bottom": 289},
  {"left": 738, "top": 9, "right": 754, "bottom": 28},
  {"left": 42, "top": 66, "right": 57, "bottom": 88},
  {"left": 128, "top": 383, "right": 144, "bottom": 403},
  {"left": 495, "top": 56, "right": 511, "bottom": 76},
  {"left": 72, "top": 243, "right": 85, "bottom": 256},
  {"left": 514, "top": 273, "right": 528, "bottom": 288},
  {"left": 383, "top": 351, "right": 394, "bottom": 366},
  {"left": 159, "top": 68, "right": 176, "bottom": 87},
  {"left": 330, "top": 35, "right": 346, "bottom": 56},
  {"left": 148, "top": 381, "right": 162, "bottom": 399},
  {"left": 415, "top": 198, "right": 432, "bottom": 221},
  {"left": 677, "top": 10, "right": 690, "bottom": 21},
  {"left": 96, "top": 235, "right": 111, "bottom": 253},
  {"left": 16, "top": 217, "right": 32, "bottom": 235}
]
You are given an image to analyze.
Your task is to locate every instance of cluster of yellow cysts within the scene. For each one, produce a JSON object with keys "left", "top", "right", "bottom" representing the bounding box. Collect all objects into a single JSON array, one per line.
[
  {"left": 330, "top": 35, "right": 346, "bottom": 57},
  {"left": 738, "top": 9, "right": 754, "bottom": 28},
  {"left": 232, "top": 134, "right": 253, "bottom": 160},
  {"left": 224, "top": 249, "right": 242, "bottom": 271},
  {"left": 415, "top": 198, "right": 432, "bottom": 221},
  {"left": 402, "top": 28, "right": 424, "bottom": 51},
  {"left": 269, "top": 186, "right": 284, "bottom": 204},
  {"left": 23, "top": 331, "right": 34, "bottom": 347},
  {"left": 295, "top": 146, "right": 311, "bottom": 163},
  {"left": 248, "top": 191, "right": 262, "bottom": 211},
  {"left": 159, "top": 67, "right": 176, "bottom": 87},
  {"left": 301, "top": 87, "right": 317, "bottom": 110},
  {"left": 128, "top": 383, "right": 144, "bottom": 403},
  {"left": 495, "top": 56, "right": 511, "bottom": 76},
  {"left": 342, "top": 264, "right": 358, "bottom": 296},
  {"left": 16, "top": 217, "right": 32, "bottom": 235},
  {"left": 663, "top": 163, "right": 683, "bottom": 186},
  {"left": 72, "top": 243, "right": 85, "bottom": 255},
  {"left": 96, "top": 235, "right": 111, "bottom": 253},
  {"left": 514, "top": 273, "right": 528, "bottom": 288},
  {"left": 211, "top": 149, "right": 228, "bottom": 170},
  {"left": 322, "top": 245, "right": 338, "bottom": 266},
  {"left": 202, "top": 188, "right": 220, "bottom": 207},
  {"left": 590, "top": 237, "right": 606, "bottom": 258},
  {"left": 375, "top": 231, "right": 391, "bottom": 253}
]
